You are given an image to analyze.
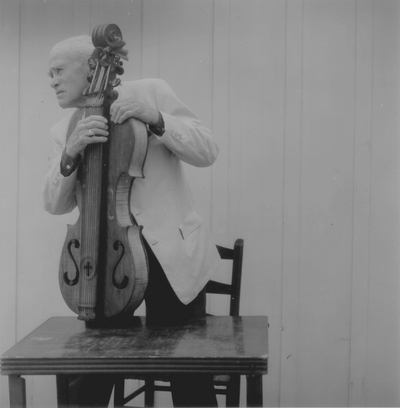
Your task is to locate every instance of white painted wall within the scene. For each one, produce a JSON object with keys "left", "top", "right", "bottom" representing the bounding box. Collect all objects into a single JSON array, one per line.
[{"left": 0, "top": 1, "right": 399, "bottom": 407}]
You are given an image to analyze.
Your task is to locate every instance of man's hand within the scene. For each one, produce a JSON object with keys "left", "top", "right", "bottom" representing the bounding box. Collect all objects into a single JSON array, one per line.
[
  {"left": 110, "top": 98, "right": 159, "bottom": 126},
  {"left": 65, "top": 115, "right": 109, "bottom": 159}
]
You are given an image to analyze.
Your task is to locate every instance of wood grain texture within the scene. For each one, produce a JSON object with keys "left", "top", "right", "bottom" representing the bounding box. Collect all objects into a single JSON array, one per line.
[{"left": 1, "top": 316, "right": 268, "bottom": 375}]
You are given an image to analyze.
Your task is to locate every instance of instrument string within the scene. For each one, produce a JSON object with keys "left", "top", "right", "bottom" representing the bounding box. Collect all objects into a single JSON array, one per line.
[{"left": 81, "top": 86, "right": 106, "bottom": 308}]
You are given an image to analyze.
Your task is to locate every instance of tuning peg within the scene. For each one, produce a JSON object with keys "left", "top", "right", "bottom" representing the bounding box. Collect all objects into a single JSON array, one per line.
[
  {"left": 111, "top": 78, "right": 121, "bottom": 87},
  {"left": 82, "top": 86, "right": 90, "bottom": 96},
  {"left": 88, "top": 57, "right": 97, "bottom": 69},
  {"left": 109, "top": 89, "right": 119, "bottom": 102},
  {"left": 114, "top": 66, "right": 124, "bottom": 75}
]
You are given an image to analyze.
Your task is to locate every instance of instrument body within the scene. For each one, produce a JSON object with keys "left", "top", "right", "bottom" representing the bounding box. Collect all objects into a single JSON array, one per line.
[{"left": 59, "top": 24, "right": 148, "bottom": 322}]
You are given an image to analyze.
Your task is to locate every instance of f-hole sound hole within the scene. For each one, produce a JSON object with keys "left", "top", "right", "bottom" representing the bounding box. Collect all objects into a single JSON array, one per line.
[
  {"left": 63, "top": 239, "right": 80, "bottom": 286},
  {"left": 112, "top": 240, "right": 128, "bottom": 289}
]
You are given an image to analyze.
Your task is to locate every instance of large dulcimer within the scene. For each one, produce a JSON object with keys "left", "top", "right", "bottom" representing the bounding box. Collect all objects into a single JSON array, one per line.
[{"left": 59, "top": 24, "right": 148, "bottom": 324}]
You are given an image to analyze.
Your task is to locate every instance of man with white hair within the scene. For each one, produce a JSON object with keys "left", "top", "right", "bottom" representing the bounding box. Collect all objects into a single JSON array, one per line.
[{"left": 42, "top": 35, "right": 220, "bottom": 407}]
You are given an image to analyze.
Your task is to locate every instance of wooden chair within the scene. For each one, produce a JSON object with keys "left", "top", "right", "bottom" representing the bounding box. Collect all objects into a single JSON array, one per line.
[{"left": 114, "top": 238, "right": 244, "bottom": 407}]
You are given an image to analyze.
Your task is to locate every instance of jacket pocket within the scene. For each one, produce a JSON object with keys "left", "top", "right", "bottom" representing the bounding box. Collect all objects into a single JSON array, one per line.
[{"left": 179, "top": 211, "right": 203, "bottom": 240}]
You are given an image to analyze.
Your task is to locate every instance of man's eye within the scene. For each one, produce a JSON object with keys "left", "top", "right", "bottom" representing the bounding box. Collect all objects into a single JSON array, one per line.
[{"left": 52, "top": 69, "right": 63, "bottom": 77}]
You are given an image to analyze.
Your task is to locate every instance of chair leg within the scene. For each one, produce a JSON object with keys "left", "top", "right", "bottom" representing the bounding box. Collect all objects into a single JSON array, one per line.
[
  {"left": 226, "top": 375, "right": 240, "bottom": 407},
  {"left": 144, "top": 379, "right": 155, "bottom": 407},
  {"left": 56, "top": 374, "right": 82, "bottom": 408}
]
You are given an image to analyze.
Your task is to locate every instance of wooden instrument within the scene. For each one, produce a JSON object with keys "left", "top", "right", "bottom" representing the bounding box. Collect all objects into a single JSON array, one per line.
[{"left": 59, "top": 24, "right": 148, "bottom": 323}]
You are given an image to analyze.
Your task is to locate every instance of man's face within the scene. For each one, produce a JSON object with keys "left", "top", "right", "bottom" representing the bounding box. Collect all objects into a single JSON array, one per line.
[{"left": 49, "top": 54, "right": 88, "bottom": 109}]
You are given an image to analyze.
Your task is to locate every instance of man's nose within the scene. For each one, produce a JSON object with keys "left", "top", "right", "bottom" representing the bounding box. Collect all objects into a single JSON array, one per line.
[{"left": 50, "top": 77, "right": 59, "bottom": 89}]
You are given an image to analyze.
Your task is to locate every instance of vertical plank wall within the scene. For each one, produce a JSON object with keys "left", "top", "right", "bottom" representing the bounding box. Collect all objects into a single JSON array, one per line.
[
  {"left": 0, "top": 1, "right": 399, "bottom": 407},
  {"left": 0, "top": 0, "right": 20, "bottom": 407}
]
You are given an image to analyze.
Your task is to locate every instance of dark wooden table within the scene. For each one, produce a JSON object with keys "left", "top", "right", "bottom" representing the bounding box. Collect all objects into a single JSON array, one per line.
[{"left": 1, "top": 316, "right": 268, "bottom": 407}]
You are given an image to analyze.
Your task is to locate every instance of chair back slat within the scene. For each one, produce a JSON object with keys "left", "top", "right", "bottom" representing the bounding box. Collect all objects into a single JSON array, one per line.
[
  {"left": 207, "top": 239, "right": 244, "bottom": 317},
  {"left": 216, "top": 245, "right": 234, "bottom": 260},
  {"left": 205, "top": 280, "right": 231, "bottom": 295}
]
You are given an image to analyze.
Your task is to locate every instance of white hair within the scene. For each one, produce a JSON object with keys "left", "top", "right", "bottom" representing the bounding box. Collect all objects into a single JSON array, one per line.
[{"left": 49, "top": 35, "right": 94, "bottom": 68}]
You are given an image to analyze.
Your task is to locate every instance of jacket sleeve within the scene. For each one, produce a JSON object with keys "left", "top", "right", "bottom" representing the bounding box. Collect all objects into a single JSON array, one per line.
[
  {"left": 150, "top": 79, "right": 219, "bottom": 167},
  {"left": 41, "top": 129, "right": 78, "bottom": 215}
]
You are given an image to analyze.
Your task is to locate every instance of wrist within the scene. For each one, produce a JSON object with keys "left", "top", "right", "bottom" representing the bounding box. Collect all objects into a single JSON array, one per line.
[
  {"left": 65, "top": 146, "right": 79, "bottom": 160},
  {"left": 149, "top": 110, "right": 161, "bottom": 126},
  {"left": 60, "top": 148, "right": 81, "bottom": 177},
  {"left": 149, "top": 111, "right": 165, "bottom": 137}
]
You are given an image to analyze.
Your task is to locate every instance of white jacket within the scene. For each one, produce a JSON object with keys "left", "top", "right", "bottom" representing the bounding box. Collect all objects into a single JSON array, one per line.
[{"left": 42, "top": 78, "right": 221, "bottom": 304}]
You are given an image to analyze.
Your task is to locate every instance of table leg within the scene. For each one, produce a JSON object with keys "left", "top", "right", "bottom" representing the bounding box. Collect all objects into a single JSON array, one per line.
[
  {"left": 144, "top": 379, "right": 155, "bottom": 407},
  {"left": 246, "top": 374, "right": 263, "bottom": 407},
  {"left": 226, "top": 375, "right": 241, "bottom": 407},
  {"left": 56, "top": 375, "right": 70, "bottom": 407},
  {"left": 8, "top": 375, "right": 26, "bottom": 408},
  {"left": 113, "top": 375, "right": 125, "bottom": 407}
]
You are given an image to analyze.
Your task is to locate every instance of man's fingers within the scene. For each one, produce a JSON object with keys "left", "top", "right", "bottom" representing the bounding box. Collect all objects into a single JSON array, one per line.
[
  {"left": 86, "top": 120, "right": 108, "bottom": 130},
  {"left": 84, "top": 127, "right": 109, "bottom": 137},
  {"left": 111, "top": 106, "right": 130, "bottom": 124},
  {"left": 115, "top": 109, "right": 135, "bottom": 124},
  {"left": 83, "top": 115, "right": 108, "bottom": 124},
  {"left": 86, "top": 135, "right": 108, "bottom": 144}
]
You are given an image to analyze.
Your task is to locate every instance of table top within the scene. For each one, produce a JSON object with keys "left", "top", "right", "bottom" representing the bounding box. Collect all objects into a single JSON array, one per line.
[{"left": 1, "top": 316, "right": 268, "bottom": 376}]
